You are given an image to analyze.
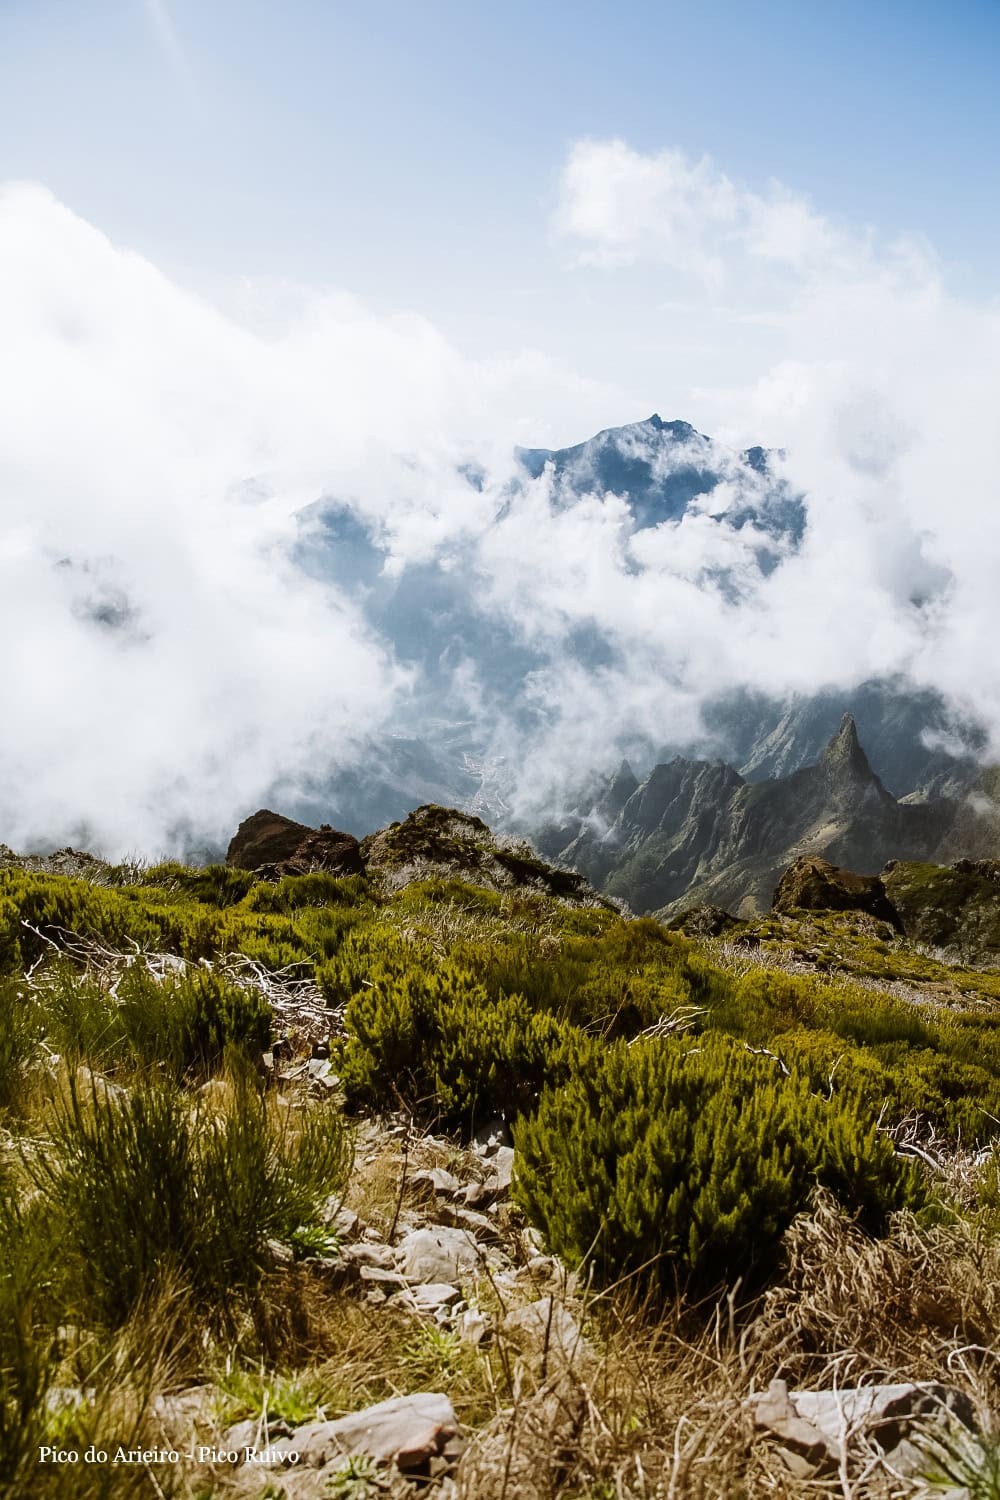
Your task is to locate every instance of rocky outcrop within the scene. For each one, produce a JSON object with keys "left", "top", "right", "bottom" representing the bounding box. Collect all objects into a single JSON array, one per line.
[
  {"left": 361, "top": 804, "right": 605, "bottom": 903},
  {"left": 224, "top": 802, "right": 607, "bottom": 904},
  {"left": 748, "top": 1378, "right": 974, "bottom": 1482},
  {"left": 883, "top": 858, "right": 1000, "bottom": 963},
  {"left": 226, "top": 810, "right": 314, "bottom": 868},
  {"left": 226, "top": 809, "right": 364, "bottom": 877},
  {"left": 772, "top": 856, "right": 901, "bottom": 928}
]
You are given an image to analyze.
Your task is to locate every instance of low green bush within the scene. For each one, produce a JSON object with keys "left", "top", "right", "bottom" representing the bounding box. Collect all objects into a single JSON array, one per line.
[
  {"left": 242, "top": 871, "right": 369, "bottom": 914},
  {"left": 0, "top": 978, "right": 41, "bottom": 1117},
  {"left": 514, "top": 1033, "right": 921, "bottom": 1297},
  {"left": 337, "top": 960, "right": 585, "bottom": 1128},
  {"left": 23, "top": 1070, "right": 351, "bottom": 1329},
  {"left": 143, "top": 861, "right": 258, "bottom": 907},
  {"left": 43, "top": 962, "right": 272, "bottom": 1077},
  {"left": 778, "top": 1026, "right": 1000, "bottom": 1144}
]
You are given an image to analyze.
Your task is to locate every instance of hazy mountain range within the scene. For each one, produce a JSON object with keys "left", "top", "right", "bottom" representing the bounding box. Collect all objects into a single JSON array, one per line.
[
  {"left": 534, "top": 713, "right": 1000, "bottom": 917},
  {"left": 278, "top": 415, "right": 988, "bottom": 907}
]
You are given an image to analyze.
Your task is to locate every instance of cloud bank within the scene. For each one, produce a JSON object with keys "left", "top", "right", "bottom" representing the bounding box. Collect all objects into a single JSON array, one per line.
[{"left": 1, "top": 149, "right": 1000, "bottom": 852}]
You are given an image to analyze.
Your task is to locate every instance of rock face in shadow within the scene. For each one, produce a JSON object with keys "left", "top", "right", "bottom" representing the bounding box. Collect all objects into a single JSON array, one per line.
[
  {"left": 226, "top": 809, "right": 364, "bottom": 877},
  {"left": 771, "top": 856, "right": 901, "bottom": 928}
]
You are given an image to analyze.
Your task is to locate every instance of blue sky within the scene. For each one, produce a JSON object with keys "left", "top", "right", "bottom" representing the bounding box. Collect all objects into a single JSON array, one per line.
[{"left": 3, "top": 0, "right": 999, "bottom": 415}]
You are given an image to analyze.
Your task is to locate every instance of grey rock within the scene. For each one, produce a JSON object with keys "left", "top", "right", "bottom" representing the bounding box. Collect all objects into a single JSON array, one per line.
[
  {"left": 502, "top": 1299, "right": 592, "bottom": 1367},
  {"left": 464, "top": 1147, "right": 515, "bottom": 1206},
  {"left": 343, "top": 1241, "right": 397, "bottom": 1271},
  {"left": 397, "top": 1226, "right": 482, "bottom": 1285},
  {"left": 392, "top": 1282, "right": 462, "bottom": 1313},
  {"left": 436, "top": 1203, "right": 500, "bottom": 1240},
  {"left": 748, "top": 1379, "right": 976, "bottom": 1478},
  {"left": 461, "top": 1309, "right": 490, "bottom": 1346},
  {"left": 223, "top": 1416, "right": 292, "bottom": 1452},
  {"left": 268, "top": 1391, "right": 460, "bottom": 1470},
  {"left": 324, "top": 1203, "right": 361, "bottom": 1240},
  {"left": 485, "top": 1146, "right": 514, "bottom": 1195},
  {"left": 308, "top": 1255, "right": 359, "bottom": 1290},
  {"left": 411, "top": 1166, "right": 464, "bottom": 1198},
  {"left": 516, "top": 1255, "right": 556, "bottom": 1282},
  {"left": 455, "top": 1207, "right": 500, "bottom": 1240},
  {"left": 359, "top": 1265, "right": 407, "bottom": 1288},
  {"left": 264, "top": 1238, "right": 295, "bottom": 1267}
]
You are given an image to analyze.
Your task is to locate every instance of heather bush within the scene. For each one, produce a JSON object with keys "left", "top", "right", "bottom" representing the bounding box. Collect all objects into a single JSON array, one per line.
[
  {"left": 337, "top": 959, "right": 585, "bottom": 1127},
  {"left": 43, "top": 962, "right": 271, "bottom": 1076},
  {"left": 515, "top": 1033, "right": 921, "bottom": 1297},
  {"left": 143, "top": 860, "right": 257, "bottom": 907},
  {"left": 23, "top": 1069, "right": 351, "bottom": 1329}
]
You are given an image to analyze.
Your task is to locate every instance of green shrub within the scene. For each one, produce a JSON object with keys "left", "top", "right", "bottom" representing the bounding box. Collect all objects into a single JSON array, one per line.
[
  {"left": 144, "top": 861, "right": 257, "bottom": 907},
  {"left": 242, "top": 871, "right": 369, "bottom": 914},
  {"left": 337, "top": 961, "right": 585, "bottom": 1128},
  {"left": 0, "top": 1178, "right": 55, "bottom": 1488},
  {"left": 779, "top": 1026, "right": 1000, "bottom": 1144},
  {"left": 120, "top": 967, "right": 273, "bottom": 1074},
  {"left": 23, "top": 1070, "right": 352, "bottom": 1329},
  {"left": 0, "top": 869, "right": 345, "bottom": 976},
  {"left": 444, "top": 914, "right": 732, "bottom": 1032},
  {"left": 514, "top": 1033, "right": 921, "bottom": 1297},
  {"left": 42, "top": 962, "right": 272, "bottom": 1077},
  {"left": 0, "top": 978, "right": 41, "bottom": 1117}
]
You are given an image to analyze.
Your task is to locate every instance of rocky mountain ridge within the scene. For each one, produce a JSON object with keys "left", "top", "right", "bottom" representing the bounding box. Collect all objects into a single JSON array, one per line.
[{"left": 536, "top": 714, "right": 1000, "bottom": 917}]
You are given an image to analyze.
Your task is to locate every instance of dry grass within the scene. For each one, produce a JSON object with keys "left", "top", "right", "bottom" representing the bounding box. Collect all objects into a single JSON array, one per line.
[
  {"left": 12, "top": 1185, "right": 999, "bottom": 1500},
  {"left": 448, "top": 1191, "right": 1000, "bottom": 1500}
]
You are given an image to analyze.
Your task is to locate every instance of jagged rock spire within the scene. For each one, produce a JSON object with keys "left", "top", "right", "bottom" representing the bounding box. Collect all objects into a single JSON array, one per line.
[{"left": 822, "top": 713, "right": 874, "bottom": 779}]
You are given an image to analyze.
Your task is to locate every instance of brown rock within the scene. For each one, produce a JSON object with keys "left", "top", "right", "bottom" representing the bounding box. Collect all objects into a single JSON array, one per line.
[
  {"left": 771, "top": 855, "right": 901, "bottom": 927},
  {"left": 226, "top": 809, "right": 363, "bottom": 877},
  {"left": 226, "top": 809, "right": 314, "bottom": 868}
]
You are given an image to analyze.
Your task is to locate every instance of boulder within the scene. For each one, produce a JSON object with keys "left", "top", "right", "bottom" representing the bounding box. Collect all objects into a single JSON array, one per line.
[
  {"left": 226, "top": 809, "right": 364, "bottom": 877},
  {"left": 502, "top": 1298, "right": 592, "bottom": 1368},
  {"left": 411, "top": 1167, "right": 463, "bottom": 1199},
  {"left": 360, "top": 804, "right": 601, "bottom": 902},
  {"left": 268, "top": 1391, "right": 460, "bottom": 1470},
  {"left": 771, "top": 855, "right": 901, "bottom": 927},
  {"left": 748, "top": 1378, "right": 975, "bottom": 1479},
  {"left": 397, "top": 1226, "right": 482, "bottom": 1285}
]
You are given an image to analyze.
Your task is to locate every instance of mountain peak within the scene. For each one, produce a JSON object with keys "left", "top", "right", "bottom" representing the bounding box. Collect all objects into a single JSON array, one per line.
[{"left": 822, "top": 713, "right": 877, "bottom": 783}]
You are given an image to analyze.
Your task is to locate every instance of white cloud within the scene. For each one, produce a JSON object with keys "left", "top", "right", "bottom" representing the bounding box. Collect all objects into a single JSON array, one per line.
[
  {"left": 555, "top": 138, "right": 938, "bottom": 295},
  {"left": 0, "top": 184, "right": 620, "bottom": 854},
  {"left": 4, "top": 150, "right": 1000, "bottom": 851}
]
